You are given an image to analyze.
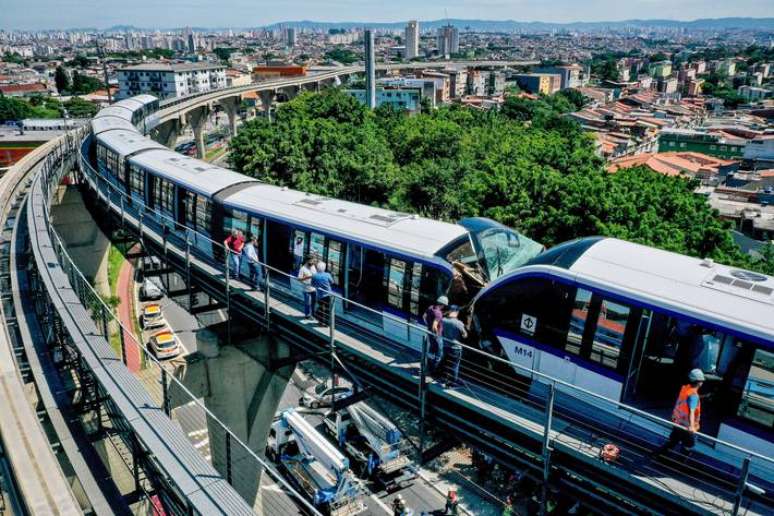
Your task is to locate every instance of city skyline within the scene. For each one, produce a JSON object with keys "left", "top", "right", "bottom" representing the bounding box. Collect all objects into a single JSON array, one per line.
[{"left": 4, "top": 0, "right": 774, "bottom": 31}]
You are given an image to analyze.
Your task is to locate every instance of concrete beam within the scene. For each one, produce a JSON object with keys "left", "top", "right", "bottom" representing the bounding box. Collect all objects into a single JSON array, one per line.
[
  {"left": 150, "top": 117, "right": 182, "bottom": 148},
  {"left": 187, "top": 105, "right": 210, "bottom": 159}
]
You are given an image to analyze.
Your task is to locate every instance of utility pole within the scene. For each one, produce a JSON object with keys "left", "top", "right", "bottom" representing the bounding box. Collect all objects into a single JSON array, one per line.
[{"left": 96, "top": 38, "right": 113, "bottom": 104}]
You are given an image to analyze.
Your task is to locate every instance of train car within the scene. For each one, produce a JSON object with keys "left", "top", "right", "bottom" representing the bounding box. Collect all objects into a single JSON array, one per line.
[
  {"left": 91, "top": 116, "right": 137, "bottom": 136},
  {"left": 126, "top": 149, "right": 255, "bottom": 246},
  {"left": 93, "top": 105, "right": 136, "bottom": 124},
  {"left": 471, "top": 237, "right": 774, "bottom": 456},
  {"left": 95, "top": 130, "right": 166, "bottom": 192}
]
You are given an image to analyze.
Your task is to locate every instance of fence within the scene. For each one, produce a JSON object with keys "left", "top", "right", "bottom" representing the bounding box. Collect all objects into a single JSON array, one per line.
[
  {"left": 76, "top": 133, "right": 774, "bottom": 514},
  {"left": 36, "top": 133, "right": 322, "bottom": 516}
]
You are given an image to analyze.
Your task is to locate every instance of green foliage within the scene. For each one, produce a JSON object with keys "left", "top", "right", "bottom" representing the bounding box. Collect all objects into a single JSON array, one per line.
[
  {"left": 70, "top": 71, "right": 103, "bottom": 94},
  {"left": 589, "top": 52, "right": 622, "bottom": 82},
  {"left": 55, "top": 66, "right": 70, "bottom": 93},
  {"left": 63, "top": 97, "right": 98, "bottom": 118},
  {"left": 68, "top": 54, "right": 91, "bottom": 68},
  {"left": 228, "top": 89, "right": 755, "bottom": 272},
  {"left": 324, "top": 47, "right": 359, "bottom": 65},
  {"left": 107, "top": 48, "right": 175, "bottom": 60},
  {"left": 2, "top": 52, "right": 27, "bottom": 65},
  {"left": 213, "top": 47, "right": 237, "bottom": 62},
  {"left": 0, "top": 96, "right": 32, "bottom": 122}
]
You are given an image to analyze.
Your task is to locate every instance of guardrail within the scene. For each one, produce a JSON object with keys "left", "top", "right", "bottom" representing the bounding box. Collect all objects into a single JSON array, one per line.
[
  {"left": 80, "top": 135, "right": 774, "bottom": 515},
  {"left": 30, "top": 133, "right": 322, "bottom": 515}
]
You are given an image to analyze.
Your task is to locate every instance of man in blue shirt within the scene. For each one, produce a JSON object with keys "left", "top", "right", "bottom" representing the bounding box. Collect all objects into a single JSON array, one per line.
[
  {"left": 311, "top": 262, "right": 334, "bottom": 325},
  {"left": 441, "top": 306, "right": 467, "bottom": 387}
]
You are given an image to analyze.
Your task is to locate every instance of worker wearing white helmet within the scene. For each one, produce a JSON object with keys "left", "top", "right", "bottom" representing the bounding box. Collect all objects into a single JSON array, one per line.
[{"left": 652, "top": 368, "right": 705, "bottom": 458}]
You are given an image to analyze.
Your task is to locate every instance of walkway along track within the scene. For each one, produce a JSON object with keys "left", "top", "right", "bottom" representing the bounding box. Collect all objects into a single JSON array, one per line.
[
  {"left": 0, "top": 134, "right": 84, "bottom": 515},
  {"left": 77, "top": 137, "right": 774, "bottom": 515}
]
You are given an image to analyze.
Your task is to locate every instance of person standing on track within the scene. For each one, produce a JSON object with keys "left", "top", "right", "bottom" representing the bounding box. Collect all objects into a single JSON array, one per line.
[
  {"left": 223, "top": 229, "right": 244, "bottom": 280},
  {"left": 298, "top": 255, "right": 317, "bottom": 321}
]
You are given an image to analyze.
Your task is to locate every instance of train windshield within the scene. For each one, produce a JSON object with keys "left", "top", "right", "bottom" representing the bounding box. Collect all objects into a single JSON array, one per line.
[{"left": 459, "top": 218, "right": 543, "bottom": 281}]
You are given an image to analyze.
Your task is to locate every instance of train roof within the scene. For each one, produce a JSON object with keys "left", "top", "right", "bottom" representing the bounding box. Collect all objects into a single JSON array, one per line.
[
  {"left": 223, "top": 185, "right": 468, "bottom": 259},
  {"left": 112, "top": 98, "right": 145, "bottom": 112},
  {"left": 489, "top": 237, "right": 774, "bottom": 344},
  {"left": 128, "top": 149, "right": 256, "bottom": 197},
  {"left": 91, "top": 116, "right": 137, "bottom": 135},
  {"left": 131, "top": 94, "right": 158, "bottom": 106},
  {"left": 93, "top": 105, "right": 135, "bottom": 123},
  {"left": 97, "top": 129, "right": 166, "bottom": 156}
]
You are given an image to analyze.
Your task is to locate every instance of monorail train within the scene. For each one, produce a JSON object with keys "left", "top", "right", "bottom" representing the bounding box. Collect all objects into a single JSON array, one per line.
[
  {"left": 89, "top": 95, "right": 772, "bottom": 461},
  {"left": 90, "top": 96, "right": 544, "bottom": 349},
  {"left": 472, "top": 237, "right": 774, "bottom": 456}
]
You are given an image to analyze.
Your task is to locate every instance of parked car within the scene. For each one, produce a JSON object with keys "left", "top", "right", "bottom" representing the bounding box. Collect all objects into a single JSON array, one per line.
[
  {"left": 140, "top": 278, "right": 163, "bottom": 301},
  {"left": 299, "top": 382, "right": 353, "bottom": 409},
  {"left": 147, "top": 330, "right": 181, "bottom": 359},
  {"left": 140, "top": 303, "right": 167, "bottom": 330}
]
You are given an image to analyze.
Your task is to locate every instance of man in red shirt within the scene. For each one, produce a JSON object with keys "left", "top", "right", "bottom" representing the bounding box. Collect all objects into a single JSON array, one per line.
[{"left": 223, "top": 229, "right": 245, "bottom": 279}]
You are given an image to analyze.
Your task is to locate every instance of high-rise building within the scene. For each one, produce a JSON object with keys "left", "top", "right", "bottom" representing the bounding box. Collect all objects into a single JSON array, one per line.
[
  {"left": 437, "top": 25, "right": 459, "bottom": 57},
  {"left": 405, "top": 20, "right": 419, "bottom": 60},
  {"left": 364, "top": 30, "right": 376, "bottom": 109},
  {"left": 286, "top": 27, "right": 296, "bottom": 48}
]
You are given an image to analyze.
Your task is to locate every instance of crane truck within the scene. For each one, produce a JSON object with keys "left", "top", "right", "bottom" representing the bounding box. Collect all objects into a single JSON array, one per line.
[
  {"left": 267, "top": 409, "right": 366, "bottom": 516},
  {"left": 323, "top": 402, "right": 416, "bottom": 491}
]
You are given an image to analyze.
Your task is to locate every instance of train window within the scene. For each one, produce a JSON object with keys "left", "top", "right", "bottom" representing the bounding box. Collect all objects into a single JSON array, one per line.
[
  {"left": 566, "top": 289, "right": 592, "bottom": 355},
  {"left": 293, "top": 230, "right": 307, "bottom": 268},
  {"left": 387, "top": 259, "right": 407, "bottom": 311},
  {"left": 589, "top": 299, "right": 631, "bottom": 369},
  {"left": 182, "top": 190, "right": 196, "bottom": 228},
  {"left": 310, "top": 233, "right": 325, "bottom": 262},
  {"left": 158, "top": 179, "right": 175, "bottom": 215},
  {"left": 248, "top": 216, "right": 262, "bottom": 242},
  {"left": 224, "top": 208, "right": 248, "bottom": 234},
  {"left": 409, "top": 263, "right": 422, "bottom": 316},
  {"left": 736, "top": 349, "right": 774, "bottom": 430},
  {"left": 195, "top": 196, "right": 211, "bottom": 235},
  {"left": 445, "top": 237, "right": 478, "bottom": 266},
  {"left": 129, "top": 165, "right": 144, "bottom": 197},
  {"left": 327, "top": 240, "right": 343, "bottom": 285}
]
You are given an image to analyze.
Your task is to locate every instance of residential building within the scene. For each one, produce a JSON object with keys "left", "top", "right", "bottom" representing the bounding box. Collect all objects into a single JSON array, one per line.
[
  {"left": 743, "top": 136, "right": 774, "bottom": 168},
  {"left": 534, "top": 64, "right": 585, "bottom": 89},
  {"left": 513, "top": 73, "right": 561, "bottom": 95},
  {"left": 117, "top": 62, "right": 226, "bottom": 99},
  {"left": 686, "top": 79, "right": 704, "bottom": 97},
  {"left": 346, "top": 87, "right": 422, "bottom": 112},
  {"left": 0, "top": 82, "right": 47, "bottom": 96},
  {"left": 738, "top": 85, "right": 770, "bottom": 101},
  {"left": 650, "top": 61, "right": 672, "bottom": 79},
  {"left": 658, "top": 129, "right": 746, "bottom": 160},
  {"left": 437, "top": 25, "right": 459, "bottom": 57},
  {"left": 380, "top": 78, "right": 439, "bottom": 108},
  {"left": 252, "top": 65, "right": 306, "bottom": 80},
  {"left": 716, "top": 59, "right": 737, "bottom": 77},
  {"left": 466, "top": 69, "right": 485, "bottom": 96},
  {"left": 657, "top": 77, "right": 679, "bottom": 94},
  {"left": 609, "top": 151, "right": 739, "bottom": 181},
  {"left": 405, "top": 21, "right": 419, "bottom": 60}
]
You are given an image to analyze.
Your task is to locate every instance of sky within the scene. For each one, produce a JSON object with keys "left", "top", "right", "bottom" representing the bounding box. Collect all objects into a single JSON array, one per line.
[{"left": 4, "top": 0, "right": 774, "bottom": 30}]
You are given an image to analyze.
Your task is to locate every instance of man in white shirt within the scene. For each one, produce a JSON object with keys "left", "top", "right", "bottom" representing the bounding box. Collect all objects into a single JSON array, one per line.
[
  {"left": 243, "top": 236, "right": 262, "bottom": 290},
  {"left": 293, "top": 236, "right": 305, "bottom": 273},
  {"left": 297, "top": 256, "right": 317, "bottom": 320}
]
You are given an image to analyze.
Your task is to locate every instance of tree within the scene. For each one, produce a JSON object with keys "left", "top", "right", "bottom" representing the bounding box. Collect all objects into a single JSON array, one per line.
[
  {"left": 213, "top": 47, "right": 236, "bottom": 63},
  {"left": 0, "top": 96, "right": 32, "bottom": 122},
  {"left": 54, "top": 66, "right": 70, "bottom": 93},
  {"left": 70, "top": 71, "right": 103, "bottom": 95},
  {"left": 63, "top": 97, "right": 98, "bottom": 118},
  {"left": 227, "top": 88, "right": 756, "bottom": 273}
]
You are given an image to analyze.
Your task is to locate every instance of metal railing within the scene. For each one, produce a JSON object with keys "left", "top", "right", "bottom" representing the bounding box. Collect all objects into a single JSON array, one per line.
[
  {"left": 37, "top": 137, "right": 323, "bottom": 516},
  {"left": 78, "top": 137, "right": 774, "bottom": 515}
]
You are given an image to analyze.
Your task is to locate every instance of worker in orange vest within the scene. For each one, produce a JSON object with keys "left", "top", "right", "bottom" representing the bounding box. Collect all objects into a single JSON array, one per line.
[{"left": 653, "top": 368, "right": 704, "bottom": 457}]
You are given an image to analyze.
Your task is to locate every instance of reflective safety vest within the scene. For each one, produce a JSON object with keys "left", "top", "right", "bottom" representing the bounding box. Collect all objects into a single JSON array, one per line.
[{"left": 671, "top": 384, "right": 701, "bottom": 431}]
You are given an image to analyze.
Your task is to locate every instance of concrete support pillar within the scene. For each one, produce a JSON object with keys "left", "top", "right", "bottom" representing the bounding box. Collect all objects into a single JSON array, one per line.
[
  {"left": 187, "top": 105, "right": 210, "bottom": 159},
  {"left": 259, "top": 90, "right": 275, "bottom": 122},
  {"left": 151, "top": 118, "right": 181, "bottom": 148},
  {"left": 281, "top": 85, "right": 299, "bottom": 101},
  {"left": 173, "top": 330, "right": 294, "bottom": 509},
  {"left": 219, "top": 96, "right": 240, "bottom": 138}
]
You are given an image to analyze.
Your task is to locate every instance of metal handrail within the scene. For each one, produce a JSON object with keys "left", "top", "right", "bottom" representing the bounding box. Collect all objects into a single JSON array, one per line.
[
  {"left": 40, "top": 137, "right": 323, "bottom": 516},
  {"left": 79, "top": 142, "right": 774, "bottom": 473}
]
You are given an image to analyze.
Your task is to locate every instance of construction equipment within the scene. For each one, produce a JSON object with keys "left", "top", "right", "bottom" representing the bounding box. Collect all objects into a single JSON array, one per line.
[
  {"left": 267, "top": 409, "right": 366, "bottom": 516},
  {"left": 324, "top": 402, "right": 416, "bottom": 491}
]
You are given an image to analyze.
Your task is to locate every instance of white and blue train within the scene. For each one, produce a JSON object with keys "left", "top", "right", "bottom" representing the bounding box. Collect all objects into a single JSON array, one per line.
[{"left": 89, "top": 95, "right": 773, "bottom": 461}]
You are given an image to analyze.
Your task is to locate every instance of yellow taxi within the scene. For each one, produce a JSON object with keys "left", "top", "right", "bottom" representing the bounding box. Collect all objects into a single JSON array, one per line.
[{"left": 147, "top": 330, "right": 181, "bottom": 359}]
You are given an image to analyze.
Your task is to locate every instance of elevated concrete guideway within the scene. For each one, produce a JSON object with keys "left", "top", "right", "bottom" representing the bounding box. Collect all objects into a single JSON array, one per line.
[{"left": 147, "top": 60, "right": 539, "bottom": 157}]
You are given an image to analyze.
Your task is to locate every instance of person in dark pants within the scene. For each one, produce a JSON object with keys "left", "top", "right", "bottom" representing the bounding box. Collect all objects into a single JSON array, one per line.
[
  {"left": 243, "top": 236, "right": 262, "bottom": 290},
  {"left": 441, "top": 306, "right": 467, "bottom": 387},
  {"left": 423, "top": 295, "right": 448, "bottom": 372},
  {"left": 311, "top": 262, "right": 334, "bottom": 326},
  {"left": 653, "top": 368, "right": 704, "bottom": 458}
]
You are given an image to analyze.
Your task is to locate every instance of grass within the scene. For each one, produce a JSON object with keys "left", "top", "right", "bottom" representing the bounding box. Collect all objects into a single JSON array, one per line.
[
  {"left": 106, "top": 243, "right": 126, "bottom": 357},
  {"left": 204, "top": 146, "right": 227, "bottom": 162}
]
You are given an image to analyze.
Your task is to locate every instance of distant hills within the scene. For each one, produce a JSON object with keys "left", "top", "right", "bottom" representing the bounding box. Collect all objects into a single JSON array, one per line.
[
  {"left": 261, "top": 17, "right": 774, "bottom": 33},
  {"left": 68, "top": 17, "right": 774, "bottom": 34}
]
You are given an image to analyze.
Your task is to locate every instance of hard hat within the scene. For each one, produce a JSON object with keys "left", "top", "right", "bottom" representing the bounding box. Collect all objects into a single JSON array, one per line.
[
  {"left": 437, "top": 295, "right": 449, "bottom": 306},
  {"left": 688, "top": 368, "right": 705, "bottom": 382}
]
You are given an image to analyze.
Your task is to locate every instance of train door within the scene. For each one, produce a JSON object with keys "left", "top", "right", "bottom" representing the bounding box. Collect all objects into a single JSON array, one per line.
[
  {"left": 266, "top": 220, "right": 293, "bottom": 287},
  {"left": 345, "top": 244, "right": 384, "bottom": 327}
]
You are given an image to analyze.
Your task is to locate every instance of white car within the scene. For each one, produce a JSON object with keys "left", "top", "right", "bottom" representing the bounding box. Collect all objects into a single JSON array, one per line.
[
  {"left": 140, "top": 278, "right": 163, "bottom": 301},
  {"left": 140, "top": 303, "right": 167, "bottom": 330},
  {"left": 147, "top": 330, "right": 181, "bottom": 360},
  {"left": 299, "top": 383, "right": 353, "bottom": 409}
]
